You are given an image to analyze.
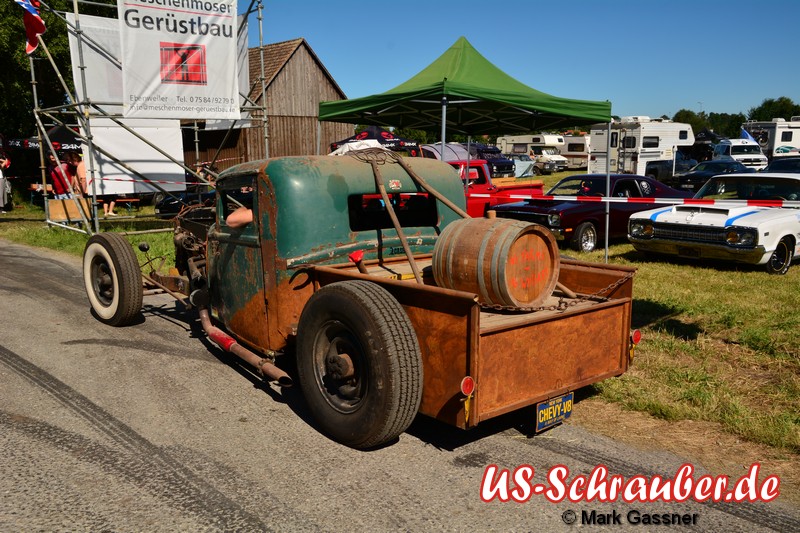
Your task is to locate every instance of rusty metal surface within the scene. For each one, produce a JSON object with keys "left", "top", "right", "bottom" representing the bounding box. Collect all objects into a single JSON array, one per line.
[{"left": 474, "top": 301, "right": 631, "bottom": 422}]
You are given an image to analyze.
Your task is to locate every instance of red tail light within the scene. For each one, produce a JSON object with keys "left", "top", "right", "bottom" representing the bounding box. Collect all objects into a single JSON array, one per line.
[{"left": 460, "top": 376, "right": 475, "bottom": 396}]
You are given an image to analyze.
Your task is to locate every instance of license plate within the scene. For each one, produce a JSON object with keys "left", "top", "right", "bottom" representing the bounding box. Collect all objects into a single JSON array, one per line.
[
  {"left": 678, "top": 246, "right": 700, "bottom": 258},
  {"left": 536, "top": 392, "right": 574, "bottom": 432}
]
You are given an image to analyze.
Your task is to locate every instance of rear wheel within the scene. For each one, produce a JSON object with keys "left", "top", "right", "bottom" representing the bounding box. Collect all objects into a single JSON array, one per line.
[
  {"left": 83, "top": 233, "right": 143, "bottom": 326},
  {"left": 570, "top": 222, "right": 598, "bottom": 253},
  {"left": 766, "top": 237, "right": 794, "bottom": 275},
  {"left": 296, "top": 281, "right": 423, "bottom": 449}
]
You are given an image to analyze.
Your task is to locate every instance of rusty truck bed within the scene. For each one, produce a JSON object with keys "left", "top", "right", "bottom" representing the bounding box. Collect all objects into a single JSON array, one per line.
[{"left": 309, "top": 256, "right": 635, "bottom": 430}]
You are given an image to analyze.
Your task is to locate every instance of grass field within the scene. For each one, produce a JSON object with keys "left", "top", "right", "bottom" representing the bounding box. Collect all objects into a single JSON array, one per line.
[{"left": 1, "top": 180, "right": 797, "bottom": 453}]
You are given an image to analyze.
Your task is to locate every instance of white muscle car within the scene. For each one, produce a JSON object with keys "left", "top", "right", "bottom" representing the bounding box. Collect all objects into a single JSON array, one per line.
[{"left": 628, "top": 173, "right": 800, "bottom": 274}]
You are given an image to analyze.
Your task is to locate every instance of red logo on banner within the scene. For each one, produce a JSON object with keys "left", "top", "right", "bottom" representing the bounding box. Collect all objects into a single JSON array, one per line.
[{"left": 160, "top": 42, "right": 207, "bottom": 85}]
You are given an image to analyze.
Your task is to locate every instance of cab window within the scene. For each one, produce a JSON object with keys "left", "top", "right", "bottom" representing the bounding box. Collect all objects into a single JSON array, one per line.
[{"left": 218, "top": 176, "right": 255, "bottom": 226}]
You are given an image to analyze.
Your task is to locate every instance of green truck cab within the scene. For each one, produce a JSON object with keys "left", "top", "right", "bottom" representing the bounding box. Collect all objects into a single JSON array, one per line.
[{"left": 83, "top": 151, "right": 637, "bottom": 449}]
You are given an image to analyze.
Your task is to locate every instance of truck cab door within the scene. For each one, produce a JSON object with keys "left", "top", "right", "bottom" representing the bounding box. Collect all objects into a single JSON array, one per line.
[{"left": 207, "top": 177, "right": 269, "bottom": 350}]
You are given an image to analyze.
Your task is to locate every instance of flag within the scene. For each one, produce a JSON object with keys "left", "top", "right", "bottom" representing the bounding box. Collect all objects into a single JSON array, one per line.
[
  {"left": 740, "top": 127, "right": 757, "bottom": 143},
  {"left": 14, "top": 0, "right": 47, "bottom": 55}
]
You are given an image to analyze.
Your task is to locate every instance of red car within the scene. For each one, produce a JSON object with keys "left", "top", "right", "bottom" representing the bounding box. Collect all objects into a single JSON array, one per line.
[
  {"left": 447, "top": 159, "right": 544, "bottom": 217},
  {"left": 492, "top": 174, "right": 692, "bottom": 252}
]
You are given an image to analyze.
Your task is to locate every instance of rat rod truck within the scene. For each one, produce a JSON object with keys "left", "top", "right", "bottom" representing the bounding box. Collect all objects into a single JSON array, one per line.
[{"left": 82, "top": 149, "right": 638, "bottom": 449}]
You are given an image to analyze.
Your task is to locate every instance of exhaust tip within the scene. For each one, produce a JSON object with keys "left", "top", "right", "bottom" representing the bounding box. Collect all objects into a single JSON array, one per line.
[{"left": 276, "top": 376, "right": 293, "bottom": 388}]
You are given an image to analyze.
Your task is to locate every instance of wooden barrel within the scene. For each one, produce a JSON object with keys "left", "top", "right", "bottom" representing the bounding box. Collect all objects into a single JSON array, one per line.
[{"left": 432, "top": 218, "right": 560, "bottom": 307}]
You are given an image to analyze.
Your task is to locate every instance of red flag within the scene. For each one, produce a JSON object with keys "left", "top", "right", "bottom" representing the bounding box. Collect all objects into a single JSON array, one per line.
[{"left": 15, "top": 0, "right": 47, "bottom": 55}]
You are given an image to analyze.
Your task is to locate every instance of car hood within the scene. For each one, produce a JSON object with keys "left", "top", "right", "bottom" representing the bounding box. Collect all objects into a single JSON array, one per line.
[{"left": 632, "top": 204, "right": 790, "bottom": 228}]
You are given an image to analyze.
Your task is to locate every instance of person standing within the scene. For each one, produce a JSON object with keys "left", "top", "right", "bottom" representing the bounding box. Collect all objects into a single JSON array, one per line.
[
  {"left": 47, "top": 152, "right": 72, "bottom": 200},
  {"left": 0, "top": 153, "right": 10, "bottom": 213},
  {"left": 65, "top": 151, "right": 86, "bottom": 197}
]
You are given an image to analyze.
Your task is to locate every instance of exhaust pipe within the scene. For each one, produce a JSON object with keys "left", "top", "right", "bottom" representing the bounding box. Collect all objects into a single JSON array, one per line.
[{"left": 198, "top": 307, "right": 293, "bottom": 388}]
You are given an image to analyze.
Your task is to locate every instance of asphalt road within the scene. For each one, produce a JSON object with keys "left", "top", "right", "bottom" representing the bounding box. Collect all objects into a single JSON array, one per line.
[{"left": 1, "top": 238, "right": 798, "bottom": 532}]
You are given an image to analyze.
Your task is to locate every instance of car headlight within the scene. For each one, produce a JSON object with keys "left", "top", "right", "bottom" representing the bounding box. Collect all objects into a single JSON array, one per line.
[
  {"left": 548, "top": 214, "right": 561, "bottom": 227},
  {"left": 725, "top": 228, "right": 757, "bottom": 247},
  {"left": 629, "top": 220, "right": 654, "bottom": 238}
]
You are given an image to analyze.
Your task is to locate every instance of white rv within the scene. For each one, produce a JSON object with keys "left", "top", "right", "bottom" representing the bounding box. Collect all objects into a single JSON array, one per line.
[
  {"left": 495, "top": 134, "right": 568, "bottom": 174},
  {"left": 589, "top": 117, "right": 695, "bottom": 180},
  {"left": 743, "top": 117, "right": 800, "bottom": 160},
  {"left": 560, "top": 134, "right": 591, "bottom": 170}
]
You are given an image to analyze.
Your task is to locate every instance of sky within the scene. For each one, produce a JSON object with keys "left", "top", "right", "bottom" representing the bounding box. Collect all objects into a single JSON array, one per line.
[{"left": 246, "top": 0, "right": 800, "bottom": 121}]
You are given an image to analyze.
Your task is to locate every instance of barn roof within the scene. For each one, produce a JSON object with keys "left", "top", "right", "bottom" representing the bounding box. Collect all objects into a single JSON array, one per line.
[{"left": 247, "top": 38, "right": 347, "bottom": 102}]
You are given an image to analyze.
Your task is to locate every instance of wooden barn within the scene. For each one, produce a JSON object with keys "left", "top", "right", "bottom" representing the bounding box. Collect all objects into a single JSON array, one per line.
[{"left": 184, "top": 38, "right": 353, "bottom": 171}]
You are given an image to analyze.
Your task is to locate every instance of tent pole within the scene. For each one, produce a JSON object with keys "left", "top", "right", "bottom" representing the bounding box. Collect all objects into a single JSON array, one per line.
[
  {"left": 440, "top": 97, "right": 447, "bottom": 157},
  {"left": 604, "top": 121, "right": 611, "bottom": 263}
]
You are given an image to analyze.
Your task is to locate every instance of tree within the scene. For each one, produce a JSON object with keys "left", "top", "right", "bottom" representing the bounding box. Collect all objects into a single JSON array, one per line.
[
  {"left": 747, "top": 97, "right": 800, "bottom": 121},
  {"left": 671, "top": 109, "right": 746, "bottom": 138},
  {"left": 0, "top": 1, "right": 79, "bottom": 140}
]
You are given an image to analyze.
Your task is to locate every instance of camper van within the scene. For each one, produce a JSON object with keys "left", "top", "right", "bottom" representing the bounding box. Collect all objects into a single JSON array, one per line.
[
  {"left": 743, "top": 117, "right": 800, "bottom": 161},
  {"left": 712, "top": 139, "right": 768, "bottom": 170},
  {"left": 589, "top": 117, "right": 695, "bottom": 180},
  {"left": 496, "top": 134, "right": 568, "bottom": 174},
  {"left": 560, "top": 134, "right": 591, "bottom": 170}
]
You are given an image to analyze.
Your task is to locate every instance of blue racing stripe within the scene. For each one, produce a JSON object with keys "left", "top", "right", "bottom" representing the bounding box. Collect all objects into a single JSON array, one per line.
[
  {"left": 725, "top": 210, "right": 760, "bottom": 226},
  {"left": 649, "top": 207, "right": 674, "bottom": 221}
]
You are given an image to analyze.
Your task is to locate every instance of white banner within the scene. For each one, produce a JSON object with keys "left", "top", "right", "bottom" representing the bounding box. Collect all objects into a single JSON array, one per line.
[{"left": 118, "top": 0, "right": 239, "bottom": 119}]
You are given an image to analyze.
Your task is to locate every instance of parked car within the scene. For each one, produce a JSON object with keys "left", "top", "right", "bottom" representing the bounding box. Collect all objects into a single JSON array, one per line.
[
  {"left": 664, "top": 160, "right": 750, "bottom": 192},
  {"left": 446, "top": 159, "right": 543, "bottom": 217},
  {"left": 763, "top": 156, "right": 800, "bottom": 173},
  {"left": 628, "top": 173, "right": 800, "bottom": 274},
  {"left": 461, "top": 143, "right": 515, "bottom": 178},
  {"left": 493, "top": 174, "right": 692, "bottom": 252}
]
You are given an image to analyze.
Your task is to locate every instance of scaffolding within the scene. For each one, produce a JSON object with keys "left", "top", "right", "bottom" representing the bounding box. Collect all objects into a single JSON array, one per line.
[{"left": 29, "top": 0, "right": 269, "bottom": 234}]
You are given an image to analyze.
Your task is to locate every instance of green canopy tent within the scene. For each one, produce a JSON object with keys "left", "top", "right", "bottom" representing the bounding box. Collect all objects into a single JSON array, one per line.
[{"left": 318, "top": 36, "right": 612, "bottom": 140}]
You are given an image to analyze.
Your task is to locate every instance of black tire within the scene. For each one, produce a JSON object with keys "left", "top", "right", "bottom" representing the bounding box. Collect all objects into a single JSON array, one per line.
[
  {"left": 296, "top": 281, "right": 423, "bottom": 449},
  {"left": 533, "top": 166, "right": 542, "bottom": 176},
  {"left": 83, "top": 233, "right": 143, "bottom": 326},
  {"left": 765, "top": 237, "right": 794, "bottom": 275},
  {"left": 570, "top": 221, "right": 598, "bottom": 253}
]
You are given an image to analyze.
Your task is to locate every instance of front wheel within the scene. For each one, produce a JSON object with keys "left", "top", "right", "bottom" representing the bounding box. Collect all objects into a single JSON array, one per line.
[
  {"left": 83, "top": 233, "right": 143, "bottom": 326},
  {"left": 296, "top": 281, "right": 423, "bottom": 449},
  {"left": 570, "top": 222, "right": 598, "bottom": 253},
  {"left": 766, "top": 237, "right": 794, "bottom": 275}
]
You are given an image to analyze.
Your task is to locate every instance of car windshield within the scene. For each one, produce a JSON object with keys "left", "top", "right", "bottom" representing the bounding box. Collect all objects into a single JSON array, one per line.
[
  {"left": 730, "top": 145, "right": 762, "bottom": 155},
  {"left": 548, "top": 177, "right": 605, "bottom": 196},
  {"left": 695, "top": 176, "right": 800, "bottom": 201},
  {"left": 511, "top": 154, "right": 532, "bottom": 161}
]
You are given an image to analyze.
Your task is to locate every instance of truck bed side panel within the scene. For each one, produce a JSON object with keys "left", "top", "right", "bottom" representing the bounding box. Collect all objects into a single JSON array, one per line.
[{"left": 475, "top": 300, "right": 630, "bottom": 422}]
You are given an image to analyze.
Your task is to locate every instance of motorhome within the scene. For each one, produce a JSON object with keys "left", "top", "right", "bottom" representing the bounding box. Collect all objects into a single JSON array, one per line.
[
  {"left": 589, "top": 117, "right": 695, "bottom": 181},
  {"left": 496, "top": 134, "right": 568, "bottom": 174},
  {"left": 560, "top": 134, "right": 591, "bottom": 170},
  {"left": 743, "top": 117, "right": 800, "bottom": 160},
  {"left": 712, "top": 139, "right": 768, "bottom": 170}
]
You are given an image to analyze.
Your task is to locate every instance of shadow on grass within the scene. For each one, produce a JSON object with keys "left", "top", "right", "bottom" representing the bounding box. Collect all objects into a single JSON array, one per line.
[
  {"left": 615, "top": 248, "right": 769, "bottom": 275},
  {"left": 632, "top": 299, "right": 703, "bottom": 341}
]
